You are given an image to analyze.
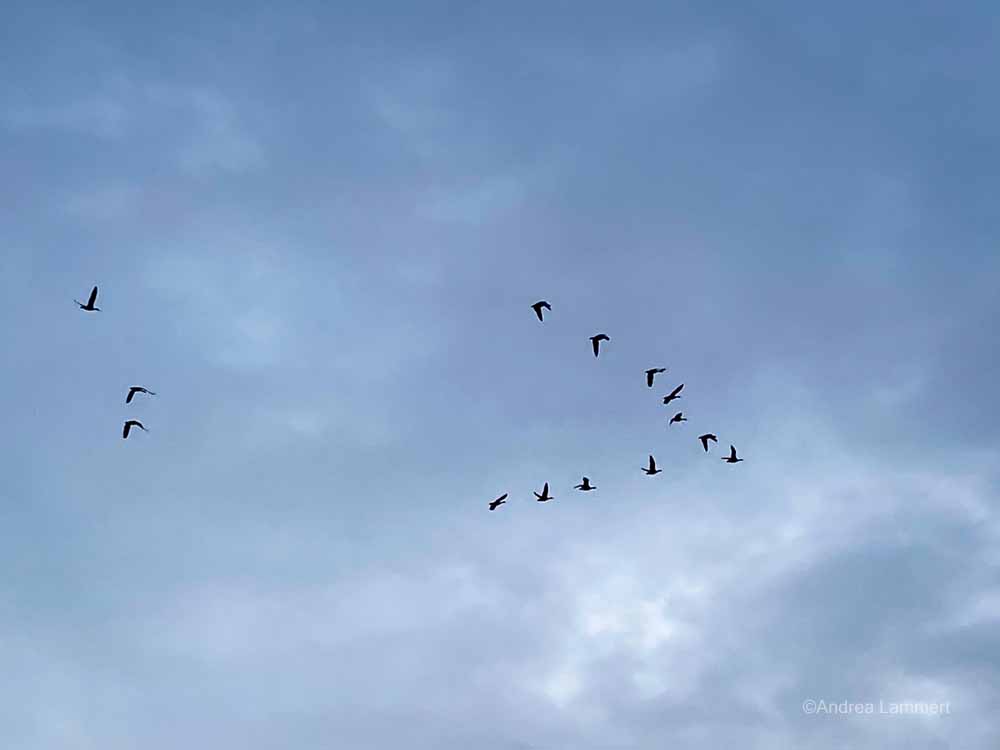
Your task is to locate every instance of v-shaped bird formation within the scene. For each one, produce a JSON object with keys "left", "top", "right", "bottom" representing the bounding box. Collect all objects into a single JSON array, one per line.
[
  {"left": 486, "top": 299, "right": 746, "bottom": 510},
  {"left": 74, "top": 281, "right": 743, "bottom": 501}
]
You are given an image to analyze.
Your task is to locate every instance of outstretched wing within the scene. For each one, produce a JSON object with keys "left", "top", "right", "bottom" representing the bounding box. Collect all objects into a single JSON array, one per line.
[
  {"left": 648, "top": 455, "right": 656, "bottom": 471},
  {"left": 592, "top": 338, "right": 600, "bottom": 357},
  {"left": 671, "top": 383, "right": 684, "bottom": 398},
  {"left": 729, "top": 445, "right": 737, "bottom": 460},
  {"left": 87, "top": 286, "right": 98, "bottom": 307},
  {"left": 126, "top": 388, "right": 136, "bottom": 404},
  {"left": 533, "top": 304, "right": 544, "bottom": 321},
  {"left": 123, "top": 422, "right": 131, "bottom": 439},
  {"left": 646, "top": 370, "right": 654, "bottom": 387}
]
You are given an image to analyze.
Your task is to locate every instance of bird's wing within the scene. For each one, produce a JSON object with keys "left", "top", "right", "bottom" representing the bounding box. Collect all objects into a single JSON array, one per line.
[
  {"left": 646, "top": 371, "right": 654, "bottom": 387},
  {"left": 729, "top": 445, "right": 737, "bottom": 459},
  {"left": 648, "top": 455, "right": 656, "bottom": 470},
  {"left": 497, "top": 493, "right": 508, "bottom": 502},
  {"left": 670, "top": 384, "right": 683, "bottom": 397},
  {"left": 126, "top": 390, "right": 135, "bottom": 403},
  {"left": 88, "top": 287, "right": 98, "bottom": 306},
  {"left": 592, "top": 338, "right": 599, "bottom": 356},
  {"left": 533, "top": 306, "right": 544, "bottom": 321},
  {"left": 123, "top": 422, "right": 130, "bottom": 438}
]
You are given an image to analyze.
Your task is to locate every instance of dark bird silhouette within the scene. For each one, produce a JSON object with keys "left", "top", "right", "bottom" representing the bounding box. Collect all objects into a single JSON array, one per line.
[
  {"left": 669, "top": 412, "right": 687, "bottom": 426},
  {"left": 126, "top": 386, "right": 157, "bottom": 404},
  {"left": 534, "top": 482, "right": 554, "bottom": 502},
  {"left": 642, "top": 455, "right": 662, "bottom": 475},
  {"left": 722, "top": 445, "right": 744, "bottom": 464},
  {"left": 698, "top": 433, "right": 718, "bottom": 452},
  {"left": 590, "top": 333, "right": 610, "bottom": 357},
  {"left": 488, "top": 493, "right": 508, "bottom": 511},
  {"left": 122, "top": 420, "right": 148, "bottom": 439},
  {"left": 645, "top": 368, "right": 667, "bottom": 387},
  {"left": 575, "top": 477, "right": 596, "bottom": 492},
  {"left": 531, "top": 301, "right": 551, "bottom": 322},
  {"left": 662, "top": 383, "right": 684, "bottom": 405},
  {"left": 74, "top": 286, "right": 101, "bottom": 312}
]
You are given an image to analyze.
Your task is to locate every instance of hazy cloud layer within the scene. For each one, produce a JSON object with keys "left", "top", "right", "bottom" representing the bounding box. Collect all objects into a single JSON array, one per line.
[{"left": 2, "top": 2, "right": 998, "bottom": 748}]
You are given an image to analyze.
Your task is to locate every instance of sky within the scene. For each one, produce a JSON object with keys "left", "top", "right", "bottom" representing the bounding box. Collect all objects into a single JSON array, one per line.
[{"left": 2, "top": 1, "right": 999, "bottom": 748}]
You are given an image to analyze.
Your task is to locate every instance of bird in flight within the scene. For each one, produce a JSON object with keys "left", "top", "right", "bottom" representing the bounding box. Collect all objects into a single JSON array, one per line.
[
  {"left": 698, "top": 433, "right": 718, "bottom": 452},
  {"left": 642, "top": 455, "right": 662, "bottom": 475},
  {"left": 488, "top": 493, "right": 508, "bottom": 511},
  {"left": 575, "top": 477, "right": 596, "bottom": 492},
  {"left": 590, "top": 334, "right": 610, "bottom": 357},
  {"left": 534, "top": 482, "right": 554, "bottom": 502},
  {"left": 722, "top": 445, "right": 744, "bottom": 464},
  {"left": 122, "top": 420, "right": 148, "bottom": 439},
  {"left": 74, "top": 286, "right": 101, "bottom": 312},
  {"left": 531, "top": 301, "right": 551, "bottom": 322},
  {"left": 126, "top": 386, "right": 157, "bottom": 404},
  {"left": 669, "top": 412, "right": 687, "bottom": 426},
  {"left": 662, "top": 383, "right": 684, "bottom": 405},
  {"left": 645, "top": 368, "right": 667, "bottom": 387}
]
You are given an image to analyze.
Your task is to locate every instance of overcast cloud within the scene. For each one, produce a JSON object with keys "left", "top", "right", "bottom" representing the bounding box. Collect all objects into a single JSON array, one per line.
[{"left": 2, "top": 2, "right": 999, "bottom": 748}]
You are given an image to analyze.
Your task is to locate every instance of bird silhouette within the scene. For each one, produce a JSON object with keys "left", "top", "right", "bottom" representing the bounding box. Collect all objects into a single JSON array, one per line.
[
  {"left": 488, "top": 493, "right": 508, "bottom": 511},
  {"left": 590, "top": 334, "right": 610, "bottom": 357},
  {"left": 534, "top": 482, "right": 554, "bottom": 502},
  {"left": 531, "top": 301, "right": 551, "bottom": 322},
  {"left": 122, "top": 420, "right": 148, "bottom": 439},
  {"left": 698, "top": 433, "right": 718, "bottom": 452},
  {"left": 575, "top": 477, "right": 596, "bottom": 491},
  {"left": 662, "top": 383, "right": 684, "bottom": 405},
  {"left": 126, "top": 386, "right": 157, "bottom": 404},
  {"left": 645, "top": 368, "right": 667, "bottom": 387},
  {"left": 722, "top": 445, "right": 744, "bottom": 463},
  {"left": 642, "top": 455, "right": 662, "bottom": 475},
  {"left": 669, "top": 412, "right": 687, "bottom": 426},
  {"left": 74, "top": 286, "right": 100, "bottom": 312}
]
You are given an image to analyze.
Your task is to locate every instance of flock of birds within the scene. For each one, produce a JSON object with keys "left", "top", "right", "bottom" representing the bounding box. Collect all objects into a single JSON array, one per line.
[
  {"left": 75, "top": 284, "right": 744, "bottom": 489},
  {"left": 488, "top": 300, "right": 745, "bottom": 511},
  {"left": 75, "top": 285, "right": 156, "bottom": 437}
]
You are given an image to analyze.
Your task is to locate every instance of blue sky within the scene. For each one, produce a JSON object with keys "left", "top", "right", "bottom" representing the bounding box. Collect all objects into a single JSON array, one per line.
[{"left": 2, "top": 2, "right": 999, "bottom": 748}]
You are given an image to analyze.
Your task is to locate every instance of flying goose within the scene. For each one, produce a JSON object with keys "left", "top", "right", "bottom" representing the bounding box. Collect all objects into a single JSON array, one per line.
[
  {"left": 122, "top": 420, "right": 148, "bottom": 439},
  {"left": 722, "top": 445, "right": 744, "bottom": 464},
  {"left": 662, "top": 383, "right": 684, "bottom": 405},
  {"left": 698, "top": 433, "right": 718, "bottom": 452},
  {"left": 534, "top": 482, "right": 554, "bottom": 502},
  {"left": 531, "top": 301, "right": 551, "bottom": 322},
  {"left": 645, "top": 368, "right": 667, "bottom": 387},
  {"left": 642, "top": 455, "right": 662, "bottom": 475},
  {"left": 590, "top": 334, "right": 610, "bottom": 357},
  {"left": 74, "top": 286, "right": 100, "bottom": 312},
  {"left": 126, "top": 386, "right": 157, "bottom": 404}
]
